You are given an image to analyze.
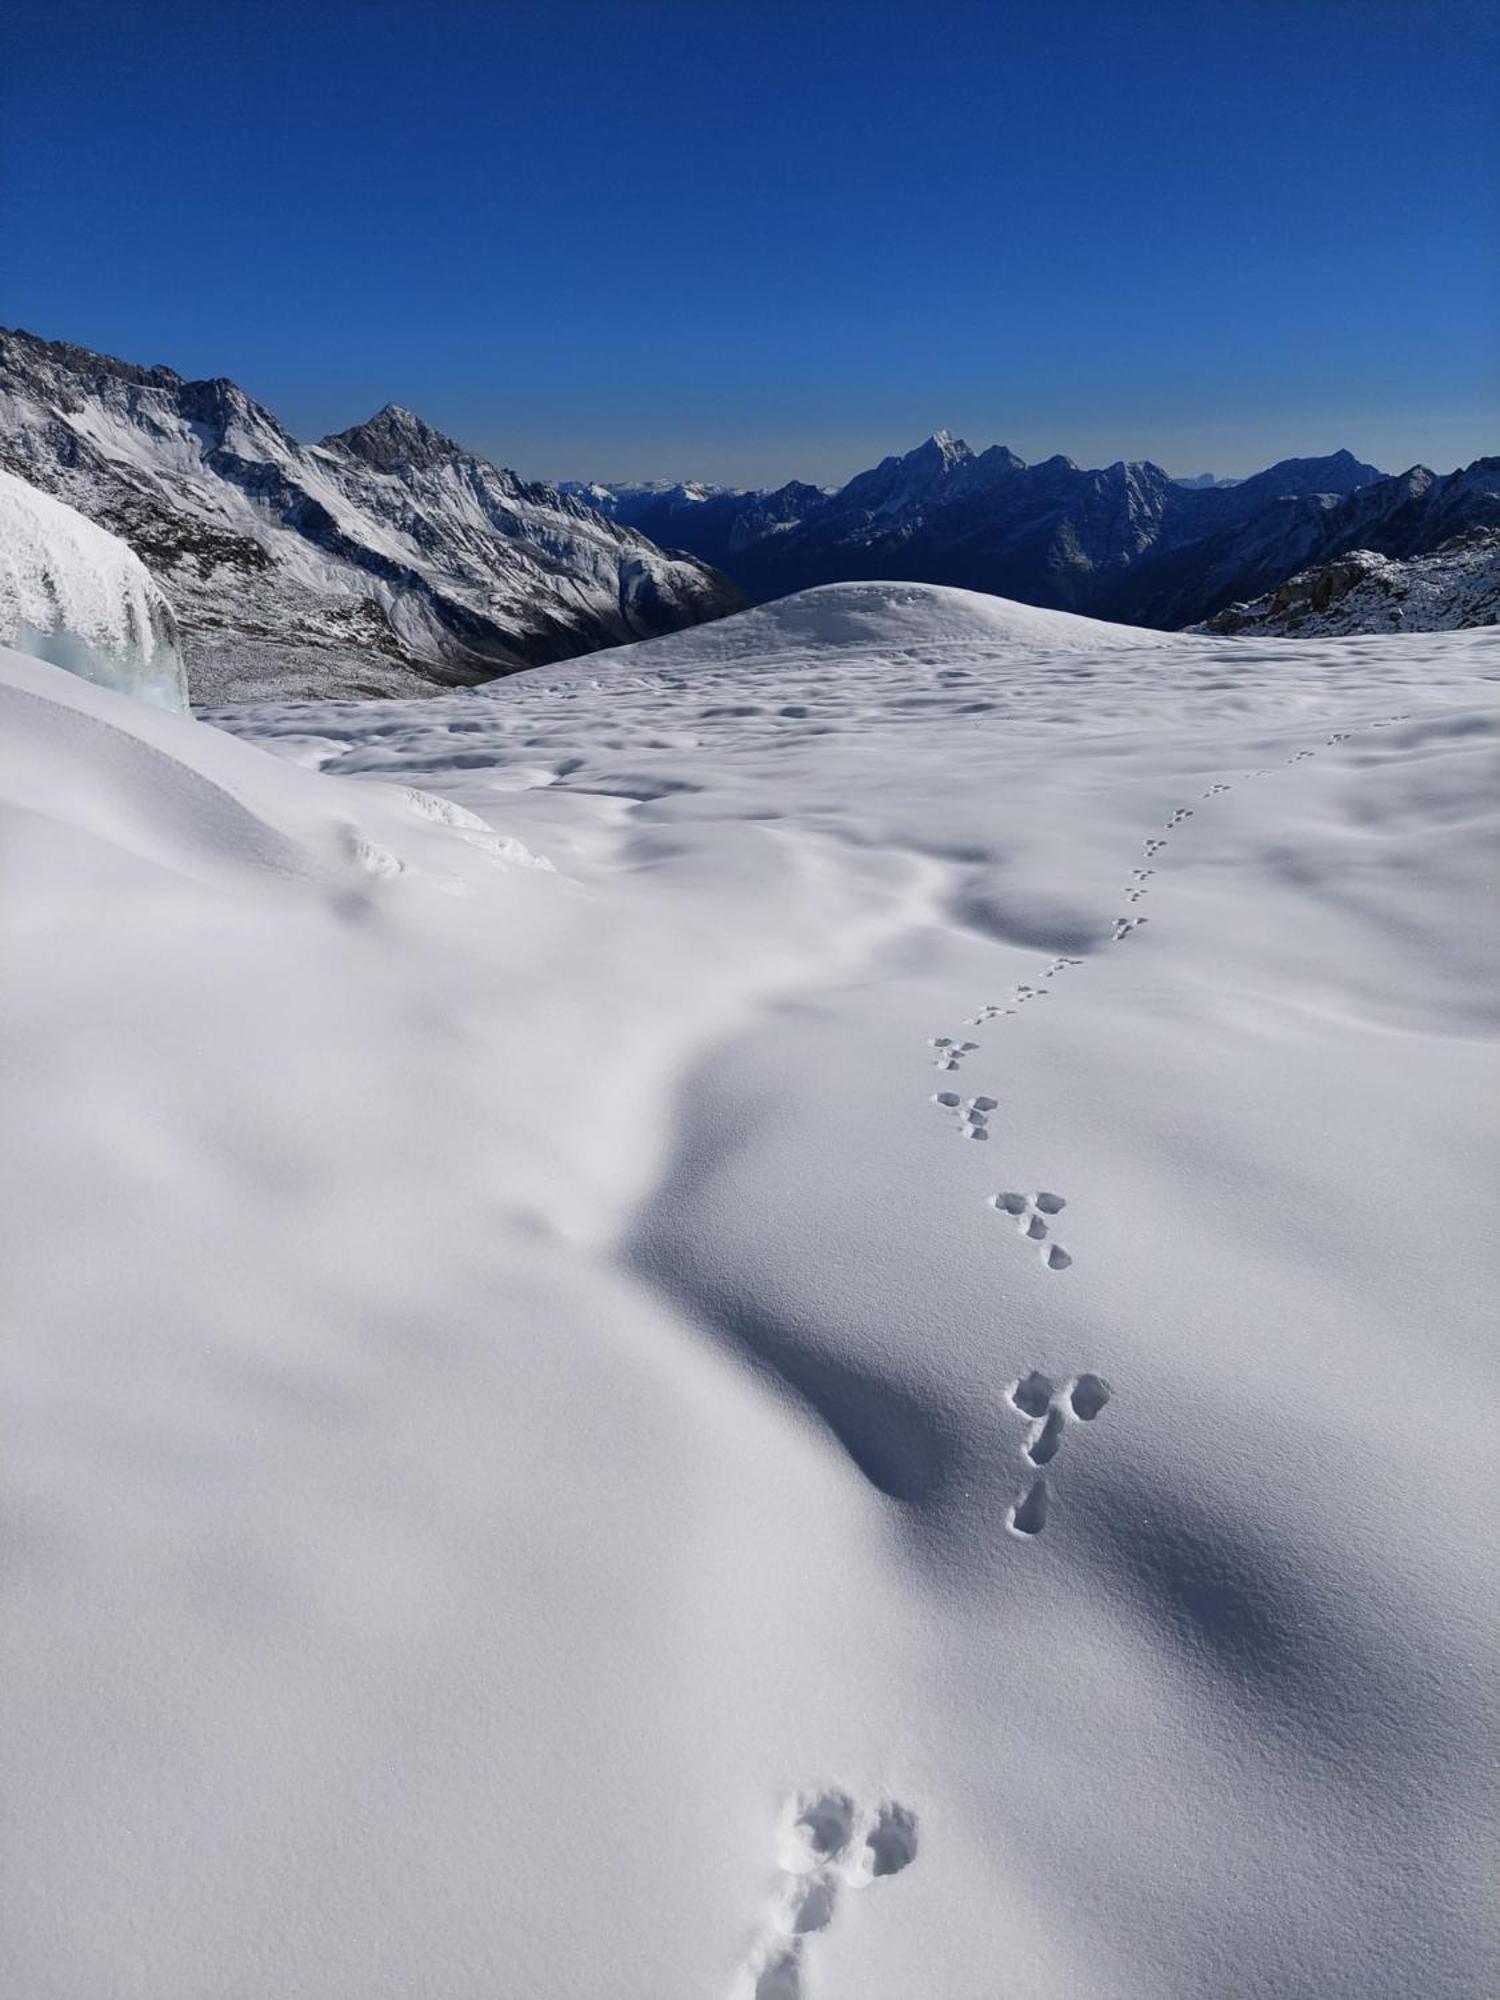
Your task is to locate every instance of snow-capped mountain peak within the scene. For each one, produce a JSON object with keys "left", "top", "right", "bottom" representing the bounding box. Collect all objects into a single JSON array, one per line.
[
  {"left": 0, "top": 326, "right": 744, "bottom": 699},
  {"left": 321, "top": 402, "right": 468, "bottom": 474}
]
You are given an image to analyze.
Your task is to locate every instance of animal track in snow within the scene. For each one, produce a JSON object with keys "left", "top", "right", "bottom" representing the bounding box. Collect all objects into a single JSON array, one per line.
[
  {"left": 969, "top": 974, "right": 1055, "bottom": 1023},
  {"left": 1200, "top": 782, "right": 1232, "bottom": 798},
  {"left": 1111, "top": 915, "right": 1147, "bottom": 942},
  {"left": 1165, "top": 807, "right": 1194, "bottom": 828},
  {"left": 738, "top": 1791, "right": 919, "bottom": 1997},
  {"left": 991, "top": 1191, "right": 1071, "bottom": 1269},
  {"left": 1003, "top": 1371, "right": 1112, "bottom": 1533},
  {"left": 1143, "top": 837, "right": 1167, "bottom": 857},
  {"left": 1008, "top": 1477, "right": 1050, "bottom": 1536},
  {"left": 929, "top": 1035, "right": 980, "bottom": 1072},
  {"left": 931, "top": 1091, "right": 996, "bottom": 1140}
]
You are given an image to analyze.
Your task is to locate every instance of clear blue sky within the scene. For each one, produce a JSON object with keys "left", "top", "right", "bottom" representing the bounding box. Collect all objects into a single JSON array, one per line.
[{"left": 4, "top": 0, "right": 1495, "bottom": 485}]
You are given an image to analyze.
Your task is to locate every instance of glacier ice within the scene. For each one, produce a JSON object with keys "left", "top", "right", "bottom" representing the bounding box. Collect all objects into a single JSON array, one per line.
[{"left": 0, "top": 468, "right": 189, "bottom": 710}]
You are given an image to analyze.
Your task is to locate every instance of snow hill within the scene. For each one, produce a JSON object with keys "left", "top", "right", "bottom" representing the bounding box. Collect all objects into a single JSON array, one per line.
[
  {"left": 5, "top": 582, "right": 1498, "bottom": 1998},
  {"left": 0, "top": 467, "right": 187, "bottom": 707},
  {"left": 0, "top": 328, "right": 743, "bottom": 701},
  {"left": 577, "top": 437, "right": 1500, "bottom": 631},
  {"left": 1201, "top": 527, "right": 1500, "bottom": 635}
]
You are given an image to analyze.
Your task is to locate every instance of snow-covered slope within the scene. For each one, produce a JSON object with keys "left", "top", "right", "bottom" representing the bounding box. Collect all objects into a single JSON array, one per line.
[
  {"left": 0, "top": 467, "right": 187, "bottom": 707},
  {"left": 6, "top": 584, "right": 1498, "bottom": 1999},
  {"left": 0, "top": 328, "right": 743, "bottom": 701},
  {"left": 555, "top": 577, "right": 1187, "bottom": 671},
  {"left": 1200, "top": 527, "right": 1500, "bottom": 634}
]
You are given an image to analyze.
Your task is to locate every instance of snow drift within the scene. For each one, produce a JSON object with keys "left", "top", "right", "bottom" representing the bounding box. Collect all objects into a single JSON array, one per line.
[
  {"left": 0, "top": 467, "right": 188, "bottom": 708},
  {"left": 5, "top": 586, "right": 1498, "bottom": 1998}
]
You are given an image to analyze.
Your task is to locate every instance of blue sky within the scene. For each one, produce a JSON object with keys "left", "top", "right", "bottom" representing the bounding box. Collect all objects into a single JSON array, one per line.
[{"left": 4, "top": 0, "right": 1495, "bottom": 485}]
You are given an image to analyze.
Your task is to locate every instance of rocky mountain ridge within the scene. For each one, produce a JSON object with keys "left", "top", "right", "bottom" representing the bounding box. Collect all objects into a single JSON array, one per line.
[
  {"left": 1198, "top": 527, "right": 1500, "bottom": 636},
  {"left": 581, "top": 437, "right": 1500, "bottom": 631},
  {"left": 0, "top": 328, "right": 743, "bottom": 700}
]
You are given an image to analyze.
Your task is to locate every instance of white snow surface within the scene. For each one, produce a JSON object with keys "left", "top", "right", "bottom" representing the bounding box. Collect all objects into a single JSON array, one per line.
[
  {"left": 5, "top": 581, "right": 1498, "bottom": 1999},
  {"left": 0, "top": 467, "right": 188, "bottom": 708}
]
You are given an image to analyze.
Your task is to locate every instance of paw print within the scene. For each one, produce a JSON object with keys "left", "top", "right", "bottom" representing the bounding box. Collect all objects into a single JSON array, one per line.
[
  {"left": 1004, "top": 1370, "right": 1111, "bottom": 1536},
  {"left": 991, "top": 1190, "right": 1071, "bottom": 1270}
]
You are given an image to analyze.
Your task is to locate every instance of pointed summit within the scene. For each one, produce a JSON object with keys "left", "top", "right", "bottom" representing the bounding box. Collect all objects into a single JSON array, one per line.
[
  {"left": 912, "top": 429, "right": 974, "bottom": 468},
  {"left": 322, "top": 402, "right": 468, "bottom": 474}
]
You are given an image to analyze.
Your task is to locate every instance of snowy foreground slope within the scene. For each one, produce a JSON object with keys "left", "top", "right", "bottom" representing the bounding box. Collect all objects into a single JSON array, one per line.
[{"left": 5, "top": 582, "right": 1498, "bottom": 1999}]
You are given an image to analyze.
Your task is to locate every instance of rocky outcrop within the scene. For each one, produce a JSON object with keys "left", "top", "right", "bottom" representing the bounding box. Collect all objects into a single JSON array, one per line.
[{"left": 1199, "top": 528, "right": 1500, "bottom": 636}]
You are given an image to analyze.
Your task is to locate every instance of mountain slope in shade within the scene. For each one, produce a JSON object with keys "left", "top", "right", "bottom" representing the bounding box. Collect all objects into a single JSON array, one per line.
[
  {"left": 1199, "top": 527, "right": 1500, "bottom": 635},
  {"left": 563, "top": 477, "right": 832, "bottom": 573},
  {"left": 598, "top": 434, "right": 1399, "bottom": 619},
  {"left": 1110, "top": 455, "right": 1500, "bottom": 627},
  {"left": 0, "top": 328, "right": 743, "bottom": 701},
  {"left": 573, "top": 437, "right": 1500, "bottom": 632}
]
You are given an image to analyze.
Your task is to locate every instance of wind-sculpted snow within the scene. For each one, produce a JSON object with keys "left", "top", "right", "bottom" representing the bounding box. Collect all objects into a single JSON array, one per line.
[
  {"left": 0, "top": 468, "right": 188, "bottom": 708},
  {"left": 6, "top": 584, "right": 1498, "bottom": 1998}
]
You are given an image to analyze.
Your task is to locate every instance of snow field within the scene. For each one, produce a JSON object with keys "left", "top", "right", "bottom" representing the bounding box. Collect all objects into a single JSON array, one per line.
[{"left": 4, "top": 583, "right": 1497, "bottom": 1997}]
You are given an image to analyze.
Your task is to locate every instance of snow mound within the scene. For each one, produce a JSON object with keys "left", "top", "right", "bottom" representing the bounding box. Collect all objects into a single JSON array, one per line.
[
  {"left": 0, "top": 468, "right": 188, "bottom": 709},
  {"left": 525, "top": 579, "right": 1185, "bottom": 680},
  {"left": 0, "top": 640, "right": 548, "bottom": 896}
]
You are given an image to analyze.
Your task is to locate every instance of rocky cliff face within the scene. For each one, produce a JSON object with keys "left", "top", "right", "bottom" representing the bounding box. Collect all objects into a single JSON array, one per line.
[
  {"left": 1198, "top": 527, "right": 1500, "bottom": 636},
  {"left": 0, "top": 329, "right": 744, "bottom": 700}
]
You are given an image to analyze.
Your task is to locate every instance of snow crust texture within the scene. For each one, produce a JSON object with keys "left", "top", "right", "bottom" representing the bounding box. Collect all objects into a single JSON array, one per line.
[
  {"left": 4, "top": 580, "right": 1498, "bottom": 1999},
  {"left": 0, "top": 467, "right": 187, "bottom": 707}
]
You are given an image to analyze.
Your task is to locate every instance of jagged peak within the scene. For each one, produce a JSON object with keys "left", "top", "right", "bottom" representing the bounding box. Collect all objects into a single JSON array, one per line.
[
  {"left": 321, "top": 402, "right": 468, "bottom": 473},
  {"left": 911, "top": 429, "right": 974, "bottom": 466},
  {"left": 0, "top": 324, "right": 183, "bottom": 392}
]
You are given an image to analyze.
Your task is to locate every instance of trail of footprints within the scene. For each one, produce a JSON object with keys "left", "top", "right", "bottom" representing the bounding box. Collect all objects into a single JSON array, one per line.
[
  {"left": 730, "top": 711, "right": 1413, "bottom": 1990},
  {"left": 738, "top": 1790, "right": 919, "bottom": 1998},
  {"left": 924, "top": 708, "right": 1414, "bottom": 1284},
  {"left": 913, "top": 707, "right": 1413, "bottom": 1520}
]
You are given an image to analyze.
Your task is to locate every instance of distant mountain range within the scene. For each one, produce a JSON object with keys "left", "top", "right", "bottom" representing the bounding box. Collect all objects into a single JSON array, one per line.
[
  {"left": 574, "top": 434, "right": 1500, "bottom": 630},
  {"left": 2, "top": 324, "right": 1494, "bottom": 702},
  {"left": 0, "top": 329, "right": 743, "bottom": 700}
]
